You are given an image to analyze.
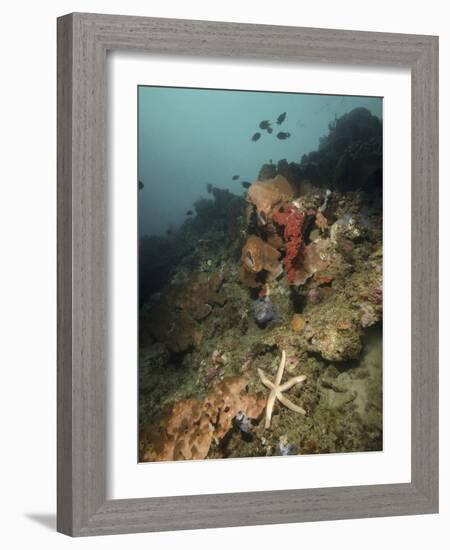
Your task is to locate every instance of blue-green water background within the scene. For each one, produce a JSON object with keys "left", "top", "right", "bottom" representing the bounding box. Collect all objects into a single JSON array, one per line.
[{"left": 138, "top": 87, "right": 382, "bottom": 236}]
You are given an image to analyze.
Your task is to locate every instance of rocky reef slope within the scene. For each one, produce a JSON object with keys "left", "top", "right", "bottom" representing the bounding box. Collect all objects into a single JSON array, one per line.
[{"left": 139, "top": 107, "right": 383, "bottom": 461}]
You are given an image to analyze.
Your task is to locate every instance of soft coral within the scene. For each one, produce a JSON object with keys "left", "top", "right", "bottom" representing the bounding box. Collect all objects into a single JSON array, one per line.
[{"left": 272, "top": 204, "right": 306, "bottom": 283}]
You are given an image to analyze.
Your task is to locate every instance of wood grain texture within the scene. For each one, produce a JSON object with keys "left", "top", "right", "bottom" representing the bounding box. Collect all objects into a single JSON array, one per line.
[
  {"left": 410, "top": 36, "right": 439, "bottom": 505},
  {"left": 57, "top": 13, "right": 74, "bottom": 535},
  {"left": 57, "top": 12, "right": 439, "bottom": 537}
]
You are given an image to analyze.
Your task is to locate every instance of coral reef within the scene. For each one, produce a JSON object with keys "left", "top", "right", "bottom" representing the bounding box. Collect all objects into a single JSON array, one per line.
[
  {"left": 290, "top": 238, "right": 334, "bottom": 286},
  {"left": 141, "top": 299, "right": 202, "bottom": 354},
  {"left": 247, "top": 175, "right": 294, "bottom": 225},
  {"left": 139, "top": 106, "right": 383, "bottom": 461},
  {"left": 140, "top": 271, "right": 226, "bottom": 353},
  {"left": 172, "top": 272, "right": 226, "bottom": 320},
  {"left": 239, "top": 235, "right": 283, "bottom": 288},
  {"left": 257, "top": 162, "right": 278, "bottom": 181},
  {"left": 300, "top": 107, "right": 382, "bottom": 191},
  {"left": 271, "top": 204, "right": 306, "bottom": 283},
  {"left": 140, "top": 376, "right": 266, "bottom": 461}
]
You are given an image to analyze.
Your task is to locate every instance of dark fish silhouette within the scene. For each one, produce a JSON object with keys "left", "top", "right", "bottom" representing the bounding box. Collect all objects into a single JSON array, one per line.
[
  {"left": 277, "top": 112, "right": 287, "bottom": 125},
  {"left": 277, "top": 132, "right": 291, "bottom": 140},
  {"left": 232, "top": 175, "right": 240, "bottom": 180},
  {"left": 252, "top": 132, "right": 261, "bottom": 142},
  {"left": 186, "top": 210, "right": 193, "bottom": 216},
  {"left": 241, "top": 181, "right": 252, "bottom": 189},
  {"left": 267, "top": 127, "right": 273, "bottom": 134},
  {"left": 206, "top": 183, "right": 213, "bottom": 193},
  {"left": 138, "top": 180, "right": 144, "bottom": 190},
  {"left": 259, "top": 120, "right": 271, "bottom": 130}
]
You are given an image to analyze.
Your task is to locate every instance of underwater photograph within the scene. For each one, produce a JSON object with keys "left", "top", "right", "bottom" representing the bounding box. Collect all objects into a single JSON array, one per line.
[{"left": 138, "top": 86, "right": 383, "bottom": 462}]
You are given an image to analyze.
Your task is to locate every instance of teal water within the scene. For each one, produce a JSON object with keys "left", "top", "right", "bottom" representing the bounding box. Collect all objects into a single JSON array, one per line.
[{"left": 138, "top": 86, "right": 382, "bottom": 236}]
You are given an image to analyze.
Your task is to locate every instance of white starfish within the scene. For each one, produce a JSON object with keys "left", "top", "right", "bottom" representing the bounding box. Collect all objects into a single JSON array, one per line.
[{"left": 258, "top": 350, "right": 306, "bottom": 429}]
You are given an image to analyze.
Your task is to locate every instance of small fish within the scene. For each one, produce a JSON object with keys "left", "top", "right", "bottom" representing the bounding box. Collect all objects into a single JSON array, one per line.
[
  {"left": 252, "top": 132, "right": 261, "bottom": 142},
  {"left": 259, "top": 120, "right": 271, "bottom": 130},
  {"left": 138, "top": 180, "right": 144, "bottom": 190},
  {"left": 186, "top": 210, "right": 193, "bottom": 216},
  {"left": 232, "top": 175, "right": 240, "bottom": 180},
  {"left": 206, "top": 183, "right": 213, "bottom": 193},
  {"left": 276, "top": 112, "right": 287, "bottom": 125},
  {"left": 241, "top": 181, "right": 252, "bottom": 189},
  {"left": 266, "top": 127, "right": 273, "bottom": 134},
  {"left": 277, "top": 132, "right": 291, "bottom": 140}
]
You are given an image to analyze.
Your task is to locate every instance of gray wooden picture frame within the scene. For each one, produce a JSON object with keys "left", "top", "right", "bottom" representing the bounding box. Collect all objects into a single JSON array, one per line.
[{"left": 57, "top": 12, "right": 439, "bottom": 537}]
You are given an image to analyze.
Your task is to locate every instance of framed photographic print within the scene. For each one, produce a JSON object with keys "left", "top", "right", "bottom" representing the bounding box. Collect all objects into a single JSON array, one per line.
[{"left": 57, "top": 13, "right": 438, "bottom": 536}]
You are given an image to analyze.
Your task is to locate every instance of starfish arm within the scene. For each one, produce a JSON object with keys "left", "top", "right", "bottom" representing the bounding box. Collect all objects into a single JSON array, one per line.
[
  {"left": 257, "top": 368, "right": 275, "bottom": 390},
  {"left": 265, "top": 391, "right": 277, "bottom": 429},
  {"left": 278, "top": 394, "right": 306, "bottom": 415},
  {"left": 280, "top": 375, "right": 306, "bottom": 392},
  {"left": 275, "top": 349, "right": 286, "bottom": 386}
]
